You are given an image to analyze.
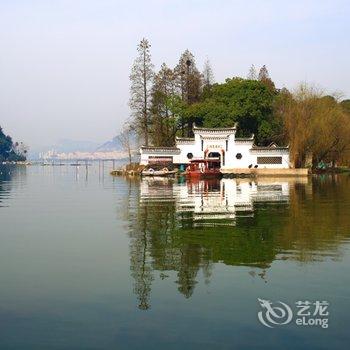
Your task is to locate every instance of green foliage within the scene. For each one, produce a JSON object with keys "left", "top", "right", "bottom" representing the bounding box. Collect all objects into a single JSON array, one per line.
[
  {"left": 0, "top": 127, "right": 26, "bottom": 162},
  {"left": 0, "top": 127, "right": 13, "bottom": 161},
  {"left": 184, "top": 78, "right": 276, "bottom": 142},
  {"left": 186, "top": 100, "right": 230, "bottom": 128}
]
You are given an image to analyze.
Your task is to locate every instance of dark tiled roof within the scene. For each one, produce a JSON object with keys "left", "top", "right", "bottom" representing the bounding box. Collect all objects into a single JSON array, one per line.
[
  {"left": 235, "top": 134, "right": 254, "bottom": 141},
  {"left": 141, "top": 146, "right": 181, "bottom": 154},
  {"left": 193, "top": 123, "right": 237, "bottom": 132},
  {"left": 250, "top": 144, "right": 289, "bottom": 151},
  {"left": 175, "top": 137, "right": 195, "bottom": 142}
]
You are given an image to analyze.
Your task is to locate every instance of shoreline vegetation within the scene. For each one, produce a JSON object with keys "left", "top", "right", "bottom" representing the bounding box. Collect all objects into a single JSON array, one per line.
[
  {"left": 0, "top": 127, "right": 27, "bottom": 163},
  {"left": 125, "top": 38, "right": 350, "bottom": 171}
]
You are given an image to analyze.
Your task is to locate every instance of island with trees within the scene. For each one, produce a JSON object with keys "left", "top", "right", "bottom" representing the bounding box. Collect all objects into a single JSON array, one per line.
[
  {"left": 0, "top": 127, "right": 27, "bottom": 163},
  {"left": 128, "top": 38, "right": 350, "bottom": 170}
]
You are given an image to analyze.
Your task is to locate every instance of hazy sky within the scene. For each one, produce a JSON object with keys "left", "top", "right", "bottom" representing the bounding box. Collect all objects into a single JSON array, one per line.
[{"left": 1, "top": 0, "right": 349, "bottom": 148}]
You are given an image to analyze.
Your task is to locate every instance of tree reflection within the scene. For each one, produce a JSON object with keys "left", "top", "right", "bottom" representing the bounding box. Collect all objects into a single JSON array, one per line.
[
  {"left": 120, "top": 175, "right": 350, "bottom": 309},
  {"left": 0, "top": 165, "right": 26, "bottom": 207},
  {"left": 278, "top": 174, "right": 350, "bottom": 262}
]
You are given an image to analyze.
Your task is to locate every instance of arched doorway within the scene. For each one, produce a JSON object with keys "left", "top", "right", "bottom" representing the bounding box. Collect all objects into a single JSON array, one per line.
[
  {"left": 207, "top": 152, "right": 221, "bottom": 160},
  {"left": 206, "top": 151, "right": 223, "bottom": 169}
]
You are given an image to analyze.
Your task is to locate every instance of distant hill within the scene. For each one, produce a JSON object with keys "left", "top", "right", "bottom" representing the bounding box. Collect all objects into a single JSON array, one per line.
[
  {"left": 29, "top": 139, "right": 101, "bottom": 159},
  {"left": 53, "top": 139, "right": 101, "bottom": 153},
  {"left": 96, "top": 137, "right": 123, "bottom": 152},
  {"left": 29, "top": 133, "right": 138, "bottom": 160},
  {"left": 96, "top": 132, "right": 138, "bottom": 152}
]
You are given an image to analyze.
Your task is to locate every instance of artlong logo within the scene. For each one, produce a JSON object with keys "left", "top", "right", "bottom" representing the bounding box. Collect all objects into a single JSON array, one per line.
[
  {"left": 257, "top": 298, "right": 293, "bottom": 328},
  {"left": 257, "top": 299, "right": 330, "bottom": 329}
]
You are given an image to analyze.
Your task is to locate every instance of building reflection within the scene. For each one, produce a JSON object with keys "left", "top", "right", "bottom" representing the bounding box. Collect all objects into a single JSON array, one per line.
[
  {"left": 140, "top": 177, "right": 292, "bottom": 226},
  {"left": 122, "top": 175, "right": 350, "bottom": 310}
]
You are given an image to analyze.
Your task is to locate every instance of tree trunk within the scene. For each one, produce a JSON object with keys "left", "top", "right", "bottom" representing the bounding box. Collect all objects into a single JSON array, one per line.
[{"left": 143, "top": 51, "right": 149, "bottom": 146}]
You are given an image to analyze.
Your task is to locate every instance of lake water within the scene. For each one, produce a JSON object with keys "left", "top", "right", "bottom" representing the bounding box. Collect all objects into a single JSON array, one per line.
[{"left": 0, "top": 164, "right": 349, "bottom": 349}]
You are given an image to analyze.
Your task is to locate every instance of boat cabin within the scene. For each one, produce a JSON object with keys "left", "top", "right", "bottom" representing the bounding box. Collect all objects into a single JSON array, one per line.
[{"left": 186, "top": 159, "right": 221, "bottom": 177}]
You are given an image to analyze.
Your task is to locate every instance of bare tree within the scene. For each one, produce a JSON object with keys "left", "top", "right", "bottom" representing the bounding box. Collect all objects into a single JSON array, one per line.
[
  {"left": 274, "top": 83, "right": 350, "bottom": 168},
  {"left": 202, "top": 59, "right": 214, "bottom": 87},
  {"left": 129, "top": 38, "right": 154, "bottom": 146},
  {"left": 118, "top": 123, "right": 133, "bottom": 165},
  {"left": 247, "top": 64, "right": 257, "bottom": 80},
  {"left": 13, "top": 142, "right": 29, "bottom": 158}
]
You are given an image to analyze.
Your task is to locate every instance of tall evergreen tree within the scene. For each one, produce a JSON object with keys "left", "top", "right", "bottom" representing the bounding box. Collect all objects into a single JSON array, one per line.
[
  {"left": 129, "top": 38, "right": 154, "bottom": 146},
  {"left": 151, "top": 63, "right": 178, "bottom": 146},
  {"left": 174, "top": 50, "right": 203, "bottom": 136},
  {"left": 258, "top": 65, "right": 269, "bottom": 80},
  {"left": 258, "top": 65, "right": 276, "bottom": 92},
  {"left": 174, "top": 50, "right": 202, "bottom": 104}
]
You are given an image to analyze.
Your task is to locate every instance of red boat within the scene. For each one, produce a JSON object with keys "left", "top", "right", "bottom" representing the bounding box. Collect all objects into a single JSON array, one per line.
[{"left": 185, "top": 159, "right": 222, "bottom": 178}]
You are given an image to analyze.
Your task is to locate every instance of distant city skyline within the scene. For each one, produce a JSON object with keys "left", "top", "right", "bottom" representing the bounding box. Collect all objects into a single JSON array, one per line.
[{"left": 1, "top": 0, "right": 349, "bottom": 148}]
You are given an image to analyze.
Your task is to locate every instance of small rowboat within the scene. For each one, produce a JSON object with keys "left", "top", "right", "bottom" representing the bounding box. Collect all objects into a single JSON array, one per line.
[{"left": 141, "top": 167, "right": 177, "bottom": 177}]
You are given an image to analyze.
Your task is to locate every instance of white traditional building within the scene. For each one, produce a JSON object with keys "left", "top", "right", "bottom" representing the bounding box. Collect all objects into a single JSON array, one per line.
[{"left": 140, "top": 124, "right": 290, "bottom": 170}]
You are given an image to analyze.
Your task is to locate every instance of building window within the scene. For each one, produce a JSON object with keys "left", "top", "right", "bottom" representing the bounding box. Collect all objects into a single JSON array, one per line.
[
  {"left": 226, "top": 140, "right": 228, "bottom": 151},
  {"left": 187, "top": 152, "right": 193, "bottom": 159},
  {"left": 257, "top": 156, "right": 282, "bottom": 164},
  {"left": 201, "top": 139, "right": 204, "bottom": 151},
  {"left": 236, "top": 153, "right": 242, "bottom": 159}
]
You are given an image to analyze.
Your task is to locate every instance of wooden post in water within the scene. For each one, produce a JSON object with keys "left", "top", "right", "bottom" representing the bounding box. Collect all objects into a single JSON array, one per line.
[{"left": 85, "top": 160, "right": 88, "bottom": 181}]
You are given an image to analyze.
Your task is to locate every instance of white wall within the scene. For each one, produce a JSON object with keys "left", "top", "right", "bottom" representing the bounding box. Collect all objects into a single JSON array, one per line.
[
  {"left": 140, "top": 150, "right": 180, "bottom": 165},
  {"left": 140, "top": 152, "right": 149, "bottom": 165},
  {"left": 140, "top": 130, "right": 290, "bottom": 169},
  {"left": 175, "top": 142, "right": 201, "bottom": 164},
  {"left": 224, "top": 141, "right": 254, "bottom": 169},
  {"left": 249, "top": 151, "right": 290, "bottom": 169}
]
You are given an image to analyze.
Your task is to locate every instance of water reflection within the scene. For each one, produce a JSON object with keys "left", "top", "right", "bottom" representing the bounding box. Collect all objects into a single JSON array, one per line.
[
  {"left": 141, "top": 177, "right": 292, "bottom": 225},
  {"left": 122, "top": 175, "right": 350, "bottom": 310},
  {"left": 0, "top": 165, "right": 26, "bottom": 207}
]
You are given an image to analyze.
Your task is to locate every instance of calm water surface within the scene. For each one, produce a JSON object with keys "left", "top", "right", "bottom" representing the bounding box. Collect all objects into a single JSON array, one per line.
[{"left": 0, "top": 164, "right": 349, "bottom": 349}]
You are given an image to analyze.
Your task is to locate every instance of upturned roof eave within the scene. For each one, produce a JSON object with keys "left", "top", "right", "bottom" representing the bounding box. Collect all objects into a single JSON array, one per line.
[{"left": 193, "top": 122, "right": 238, "bottom": 132}]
